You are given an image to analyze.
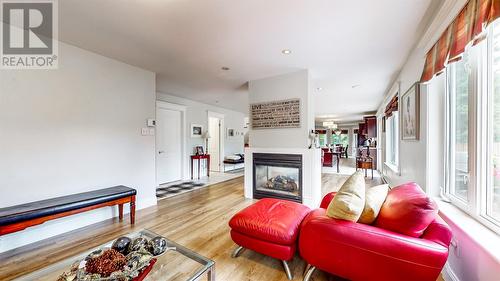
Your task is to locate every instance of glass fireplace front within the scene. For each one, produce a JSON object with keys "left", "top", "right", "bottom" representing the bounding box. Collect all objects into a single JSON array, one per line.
[{"left": 253, "top": 153, "right": 302, "bottom": 202}]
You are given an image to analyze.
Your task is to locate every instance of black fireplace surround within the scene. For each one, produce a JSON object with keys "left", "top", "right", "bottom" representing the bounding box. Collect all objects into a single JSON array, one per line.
[{"left": 253, "top": 153, "right": 303, "bottom": 203}]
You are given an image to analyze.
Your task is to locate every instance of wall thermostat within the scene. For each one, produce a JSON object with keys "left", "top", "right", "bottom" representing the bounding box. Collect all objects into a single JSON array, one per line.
[{"left": 147, "top": 118, "right": 156, "bottom": 127}]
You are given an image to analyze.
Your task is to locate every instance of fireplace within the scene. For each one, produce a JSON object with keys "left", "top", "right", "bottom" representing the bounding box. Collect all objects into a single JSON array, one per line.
[{"left": 253, "top": 153, "right": 302, "bottom": 203}]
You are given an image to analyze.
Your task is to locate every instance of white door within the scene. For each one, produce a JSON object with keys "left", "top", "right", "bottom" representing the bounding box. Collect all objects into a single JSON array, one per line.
[
  {"left": 156, "top": 108, "right": 182, "bottom": 184},
  {"left": 208, "top": 117, "right": 220, "bottom": 172}
]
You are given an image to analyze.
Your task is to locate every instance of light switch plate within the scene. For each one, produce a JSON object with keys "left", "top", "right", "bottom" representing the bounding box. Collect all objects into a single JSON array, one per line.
[
  {"left": 141, "top": 128, "right": 148, "bottom": 136},
  {"left": 149, "top": 128, "right": 155, "bottom": 135}
]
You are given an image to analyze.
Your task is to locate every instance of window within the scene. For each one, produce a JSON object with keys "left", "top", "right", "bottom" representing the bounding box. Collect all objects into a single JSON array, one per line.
[
  {"left": 385, "top": 112, "right": 399, "bottom": 169},
  {"left": 318, "top": 133, "right": 327, "bottom": 147},
  {"left": 332, "top": 133, "right": 349, "bottom": 147},
  {"left": 444, "top": 20, "right": 500, "bottom": 232},
  {"left": 447, "top": 53, "right": 471, "bottom": 203}
]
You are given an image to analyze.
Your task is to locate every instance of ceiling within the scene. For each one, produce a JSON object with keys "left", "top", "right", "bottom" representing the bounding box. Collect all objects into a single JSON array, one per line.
[{"left": 58, "top": 0, "right": 433, "bottom": 116}]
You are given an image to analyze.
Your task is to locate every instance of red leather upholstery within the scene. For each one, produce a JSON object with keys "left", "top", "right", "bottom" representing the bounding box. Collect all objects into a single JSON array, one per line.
[
  {"left": 231, "top": 230, "right": 296, "bottom": 261},
  {"left": 320, "top": 192, "right": 336, "bottom": 209},
  {"left": 229, "top": 198, "right": 310, "bottom": 261},
  {"left": 299, "top": 184, "right": 452, "bottom": 281},
  {"left": 229, "top": 198, "right": 310, "bottom": 245},
  {"left": 375, "top": 182, "right": 438, "bottom": 237}
]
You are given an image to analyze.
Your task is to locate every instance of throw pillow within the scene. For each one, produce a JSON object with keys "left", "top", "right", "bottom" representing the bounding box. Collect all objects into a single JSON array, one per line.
[
  {"left": 358, "top": 184, "right": 389, "bottom": 224},
  {"left": 375, "top": 182, "right": 438, "bottom": 237},
  {"left": 326, "top": 170, "right": 366, "bottom": 222}
]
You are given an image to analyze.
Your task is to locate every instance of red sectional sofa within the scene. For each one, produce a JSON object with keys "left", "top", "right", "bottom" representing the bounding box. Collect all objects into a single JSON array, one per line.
[
  {"left": 229, "top": 182, "right": 452, "bottom": 281},
  {"left": 300, "top": 183, "right": 452, "bottom": 281}
]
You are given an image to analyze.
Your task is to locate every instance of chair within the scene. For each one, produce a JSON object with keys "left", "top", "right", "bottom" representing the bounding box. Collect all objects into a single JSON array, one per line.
[
  {"left": 299, "top": 183, "right": 452, "bottom": 281},
  {"left": 341, "top": 145, "right": 349, "bottom": 158}
]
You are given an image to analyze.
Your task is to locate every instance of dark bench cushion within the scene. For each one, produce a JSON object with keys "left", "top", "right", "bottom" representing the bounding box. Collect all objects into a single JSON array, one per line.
[
  {"left": 0, "top": 186, "right": 136, "bottom": 226},
  {"left": 224, "top": 159, "right": 244, "bottom": 164}
]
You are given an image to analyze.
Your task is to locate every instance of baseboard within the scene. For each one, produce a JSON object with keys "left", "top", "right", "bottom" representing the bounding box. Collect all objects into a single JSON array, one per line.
[
  {"left": 137, "top": 196, "right": 158, "bottom": 210},
  {"left": 442, "top": 262, "right": 460, "bottom": 281}
]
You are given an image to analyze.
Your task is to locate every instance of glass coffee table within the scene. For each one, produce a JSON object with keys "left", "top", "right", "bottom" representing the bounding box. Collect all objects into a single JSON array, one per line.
[{"left": 15, "top": 229, "right": 215, "bottom": 281}]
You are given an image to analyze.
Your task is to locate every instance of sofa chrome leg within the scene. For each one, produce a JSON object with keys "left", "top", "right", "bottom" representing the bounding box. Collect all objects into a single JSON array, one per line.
[
  {"left": 303, "top": 263, "right": 312, "bottom": 276},
  {"left": 231, "top": 246, "right": 244, "bottom": 258},
  {"left": 303, "top": 265, "right": 316, "bottom": 281},
  {"left": 282, "top": 260, "right": 293, "bottom": 280}
]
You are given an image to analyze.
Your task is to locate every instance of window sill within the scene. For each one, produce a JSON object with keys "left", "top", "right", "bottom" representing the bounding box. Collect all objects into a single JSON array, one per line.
[
  {"left": 384, "top": 162, "right": 399, "bottom": 173},
  {"left": 436, "top": 199, "right": 500, "bottom": 262}
]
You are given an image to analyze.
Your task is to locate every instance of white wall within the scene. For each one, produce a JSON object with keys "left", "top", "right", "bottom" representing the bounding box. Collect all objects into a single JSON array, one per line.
[
  {"left": 156, "top": 92, "right": 245, "bottom": 175},
  {"left": 377, "top": 48, "right": 428, "bottom": 190},
  {"left": 249, "top": 70, "right": 314, "bottom": 149},
  {"left": 0, "top": 42, "right": 157, "bottom": 253},
  {"left": 426, "top": 74, "right": 446, "bottom": 197}
]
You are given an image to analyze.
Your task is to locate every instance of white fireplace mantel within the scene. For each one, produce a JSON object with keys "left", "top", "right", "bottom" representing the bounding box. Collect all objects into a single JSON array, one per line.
[{"left": 244, "top": 147, "right": 322, "bottom": 208}]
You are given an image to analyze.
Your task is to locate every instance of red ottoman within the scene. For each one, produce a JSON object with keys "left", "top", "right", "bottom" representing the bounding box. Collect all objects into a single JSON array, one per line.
[{"left": 229, "top": 198, "right": 311, "bottom": 280}]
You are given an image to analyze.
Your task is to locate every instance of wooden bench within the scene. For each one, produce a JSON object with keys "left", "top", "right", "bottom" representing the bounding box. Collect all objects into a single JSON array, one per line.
[{"left": 0, "top": 186, "right": 136, "bottom": 235}]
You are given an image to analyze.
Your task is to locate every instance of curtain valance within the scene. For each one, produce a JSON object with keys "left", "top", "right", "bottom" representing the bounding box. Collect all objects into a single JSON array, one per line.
[
  {"left": 421, "top": 0, "right": 500, "bottom": 82},
  {"left": 385, "top": 95, "right": 398, "bottom": 117}
]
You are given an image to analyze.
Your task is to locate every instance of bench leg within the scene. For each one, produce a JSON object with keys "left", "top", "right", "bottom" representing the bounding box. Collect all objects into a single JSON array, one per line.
[
  {"left": 130, "top": 196, "right": 136, "bottom": 224},
  {"left": 118, "top": 204, "right": 124, "bottom": 221},
  {"left": 282, "top": 260, "right": 293, "bottom": 280}
]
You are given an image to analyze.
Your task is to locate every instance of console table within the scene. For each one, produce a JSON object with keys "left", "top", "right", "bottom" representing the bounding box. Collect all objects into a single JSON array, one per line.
[
  {"left": 191, "top": 154, "right": 210, "bottom": 179},
  {"left": 356, "top": 157, "right": 374, "bottom": 179}
]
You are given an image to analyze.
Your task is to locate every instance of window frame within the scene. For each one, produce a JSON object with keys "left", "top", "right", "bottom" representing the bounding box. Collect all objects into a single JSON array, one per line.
[
  {"left": 444, "top": 50, "right": 477, "bottom": 212},
  {"left": 480, "top": 25, "right": 500, "bottom": 231}
]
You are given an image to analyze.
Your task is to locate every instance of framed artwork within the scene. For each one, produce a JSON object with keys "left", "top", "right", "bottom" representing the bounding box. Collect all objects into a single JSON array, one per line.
[
  {"left": 195, "top": 146, "right": 204, "bottom": 155},
  {"left": 227, "top": 128, "right": 235, "bottom": 137},
  {"left": 401, "top": 82, "right": 420, "bottom": 140},
  {"left": 191, "top": 124, "right": 203, "bottom": 138}
]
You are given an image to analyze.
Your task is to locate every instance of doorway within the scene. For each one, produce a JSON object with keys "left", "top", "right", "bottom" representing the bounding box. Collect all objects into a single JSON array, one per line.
[
  {"left": 156, "top": 102, "right": 186, "bottom": 185},
  {"left": 208, "top": 112, "right": 224, "bottom": 172}
]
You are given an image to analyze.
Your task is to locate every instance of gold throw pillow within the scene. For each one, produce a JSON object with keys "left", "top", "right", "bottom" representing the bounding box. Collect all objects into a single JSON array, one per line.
[
  {"left": 326, "top": 171, "right": 366, "bottom": 222},
  {"left": 358, "top": 184, "right": 389, "bottom": 224}
]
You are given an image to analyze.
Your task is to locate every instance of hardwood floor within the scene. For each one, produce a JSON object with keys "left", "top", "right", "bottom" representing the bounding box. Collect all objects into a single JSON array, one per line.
[{"left": 0, "top": 174, "right": 443, "bottom": 281}]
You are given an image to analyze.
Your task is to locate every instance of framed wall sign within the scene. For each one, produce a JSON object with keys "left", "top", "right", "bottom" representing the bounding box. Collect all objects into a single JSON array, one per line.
[{"left": 250, "top": 98, "right": 300, "bottom": 129}]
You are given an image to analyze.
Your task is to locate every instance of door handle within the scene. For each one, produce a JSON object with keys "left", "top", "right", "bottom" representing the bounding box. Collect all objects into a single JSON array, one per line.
[{"left": 158, "top": 150, "right": 165, "bottom": 154}]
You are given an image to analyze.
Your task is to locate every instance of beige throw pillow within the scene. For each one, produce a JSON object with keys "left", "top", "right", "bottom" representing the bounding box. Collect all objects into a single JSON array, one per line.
[
  {"left": 358, "top": 184, "right": 389, "bottom": 224},
  {"left": 326, "top": 171, "right": 366, "bottom": 222}
]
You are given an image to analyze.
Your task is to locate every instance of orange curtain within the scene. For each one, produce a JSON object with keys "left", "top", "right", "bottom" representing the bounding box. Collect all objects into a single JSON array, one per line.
[
  {"left": 420, "top": 0, "right": 500, "bottom": 83},
  {"left": 473, "top": 0, "right": 492, "bottom": 38},
  {"left": 421, "top": 45, "right": 436, "bottom": 82},
  {"left": 384, "top": 95, "right": 399, "bottom": 117},
  {"left": 449, "top": 1, "right": 476, "bottom": 61},
  {"left": 490, "top": 0, "right": 500, "bottom": 23},
  {"left": 434, "top": 26, "right": 452, "bottom": 75}
]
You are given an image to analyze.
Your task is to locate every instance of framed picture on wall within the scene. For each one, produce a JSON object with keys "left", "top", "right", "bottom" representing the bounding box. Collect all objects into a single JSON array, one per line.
[
  {"left": 191, "top": 124, "right": 203, "bottom": 138},
  {"left": 227, "top": 128, "right": 235, "bottom": 138},
  {"left": 195, "top": 146, "right": 204, "bottom": 155},
  {"left": 401, "top": 82, "right": 420, "bottom": 141}
]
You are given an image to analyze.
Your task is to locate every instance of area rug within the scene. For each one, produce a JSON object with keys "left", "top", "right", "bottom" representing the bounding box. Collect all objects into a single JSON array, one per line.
[{"left": 156, "top": 181, "right": 206, "bottom": 199}]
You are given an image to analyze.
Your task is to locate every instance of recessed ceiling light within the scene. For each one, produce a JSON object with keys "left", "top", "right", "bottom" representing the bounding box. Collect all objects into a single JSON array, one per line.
[
  {"left": 316, "top": 87, "right": 323, "bottom": 91},
  {"left": 352, "top": 84, "right": 360, "bottom": 88},
  {"left": 282, "top": 49, "right": 292, "bottom": 55},
  {"left": 221, "top": 66, "right": 230, "bottom": 71}
]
